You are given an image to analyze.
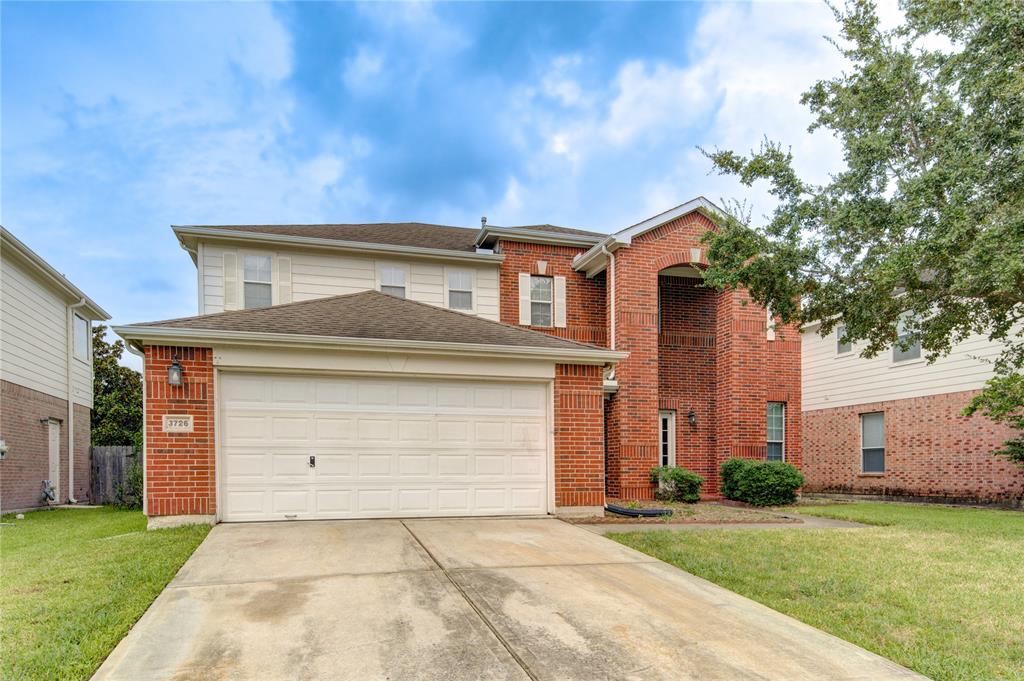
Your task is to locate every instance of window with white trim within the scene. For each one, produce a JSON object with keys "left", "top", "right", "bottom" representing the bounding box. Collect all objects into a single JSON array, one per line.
[
  {"left": 659, "top": 410, "right": 676, "bottom": 467},
  {"left": 243, "top": 255, "right": 273, "bottom": 309},
  {"left": 861, "top": 412, "right": 885, "bottom": 472},
  {"left": 447, "top": 270, "right": 473, "bottom": 310},
  {"left": 893, "top": 315, "right": 921, "bottom": 362},
  {"left": 530, "top": 275, "right": 553, "bottom": 327},
  {"left": 836, "top": 324, "right": 852, "bottom": 354},
  {"left": 767, "top": 402, "right": 785, "bottom": 461},
  {"left": 73, "top": 314, "right": 90, "bottom": 361},
  {"left": 380, "top": 265, "right": 406, "bottom": 298}
]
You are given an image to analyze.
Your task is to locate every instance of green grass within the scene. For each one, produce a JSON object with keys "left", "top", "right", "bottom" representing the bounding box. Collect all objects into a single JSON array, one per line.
[
  {"left": 1, "top": 507, "right": 210, "bottom": 681},
  {"left": 610, "top": 502, "right": 1024, "bottom": 681}
]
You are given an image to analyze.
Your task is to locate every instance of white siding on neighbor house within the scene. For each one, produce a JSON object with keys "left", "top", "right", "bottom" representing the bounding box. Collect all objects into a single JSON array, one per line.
[
  {"left": 0, "top": 253, "right": 94, "bottom": 407},
  {"left": 199, "top": 243, "right": 501, "bottom": 321},
  {"left": 802, "top": 324, "right": 1005, "bottom": 411}
]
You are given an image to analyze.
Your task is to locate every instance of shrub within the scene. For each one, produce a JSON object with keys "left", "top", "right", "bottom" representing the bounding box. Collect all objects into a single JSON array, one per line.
[
  {"left": 720, "top": 458, "right": 804, "bottom": 506},
  {"left": 719, "top": 458, "right": 754, "bottom": 500},
  {"left": 113, "top": 456, "right": 144, "bottom": 510},
  {"left": 650, "top": 466, "right": 704, "bottom": 503}
]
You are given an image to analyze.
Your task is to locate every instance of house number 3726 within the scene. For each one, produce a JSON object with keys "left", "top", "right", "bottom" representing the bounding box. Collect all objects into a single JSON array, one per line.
[{"left": 163, "top": 415, "right": 194, "bottom": 433}]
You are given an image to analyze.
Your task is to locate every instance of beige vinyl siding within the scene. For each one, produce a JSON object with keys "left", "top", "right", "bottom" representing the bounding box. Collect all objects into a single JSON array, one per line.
[
  {"left": 0, "top": 254, "right": 94, "bottom": 407},
  {"left": 802, "top": 325, "right": 1004, "bottom": 411},
  {"left": 197, "top": 243, "right": 501, "bottom": 320}
]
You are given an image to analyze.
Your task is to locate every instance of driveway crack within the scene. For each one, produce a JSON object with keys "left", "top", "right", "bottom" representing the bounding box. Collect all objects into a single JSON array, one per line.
[{"left": 399, "top": 520, "right": 539, "bottom": 681}]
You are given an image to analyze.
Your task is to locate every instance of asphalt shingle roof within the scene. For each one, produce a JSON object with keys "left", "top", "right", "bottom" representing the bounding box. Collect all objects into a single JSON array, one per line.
[
  {"left": 182, "top": 221, "right": 604, "bottom": 252},
  {"left": 126, "top": 290, "right": 605, "bottom": 352}
]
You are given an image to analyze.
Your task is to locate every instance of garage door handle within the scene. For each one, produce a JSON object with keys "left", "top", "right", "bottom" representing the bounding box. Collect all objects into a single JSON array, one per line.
[{"left": 308, "top": 455, "right": 316, "bottom": 468}]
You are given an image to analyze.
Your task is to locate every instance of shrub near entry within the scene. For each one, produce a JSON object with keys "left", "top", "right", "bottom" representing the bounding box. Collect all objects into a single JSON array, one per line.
[
  {"left": 720, "top": 458, "right": 804, "bottom": 506},
  {"left": 650, "top": 466, "right": 704, "bottom": 503}
]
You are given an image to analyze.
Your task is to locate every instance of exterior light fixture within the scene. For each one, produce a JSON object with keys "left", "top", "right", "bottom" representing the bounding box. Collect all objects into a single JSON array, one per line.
[
  {"left": 167, "top": 356, "right": 183, "bottom": 387},
  {"left": 687, "top": 409, "right": 697, "bottom": 427}
]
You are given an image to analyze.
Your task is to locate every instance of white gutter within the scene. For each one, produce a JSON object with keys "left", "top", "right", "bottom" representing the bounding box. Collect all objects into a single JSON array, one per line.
[
  {"left": 113, "top": 325, "right": 628, "bottom": 365},
  {"left": 601, "top": 244, "right": 616, "bottom": 350},
  {"left": 474, "top": 226, "right": 603, "bottom": 250},
  {"left": 173, "top": 227, "right": 505, "bottom": 264},
  {"left": 67, "top": 298, "right": 87, "bottom": 503}
]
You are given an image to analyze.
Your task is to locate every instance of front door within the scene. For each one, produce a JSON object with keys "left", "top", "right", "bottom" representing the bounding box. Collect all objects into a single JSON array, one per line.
[{"left": 659, "top": 410, "right": 676, "bottom": 467}]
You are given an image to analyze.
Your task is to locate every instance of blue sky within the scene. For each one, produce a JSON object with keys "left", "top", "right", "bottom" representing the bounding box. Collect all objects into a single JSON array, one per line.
[{"left": 2, "top": 0, "right": 849, "bottom": 365}]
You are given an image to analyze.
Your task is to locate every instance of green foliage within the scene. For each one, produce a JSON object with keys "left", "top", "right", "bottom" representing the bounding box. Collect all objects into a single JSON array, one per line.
[
  {"left": 719, "top": 458, "right": 804, "bottom": 506},
  {"left": 963, "top": 374, "right": 1024, "bottom": 465},
  {"left": 650, "top": 466, "right": 704, "bottom": 503},
  {"left": 701, "top": 0, "right": 1024, "bottom": 464},
  {"left": 113, "top": 456, "right": 144, "bottom": 510},
  {"left": 719, "top": 458, "right": 754, "bottom": 499},
  {"left": 91, "top": 325, "right": 143, "bottom": 450}
]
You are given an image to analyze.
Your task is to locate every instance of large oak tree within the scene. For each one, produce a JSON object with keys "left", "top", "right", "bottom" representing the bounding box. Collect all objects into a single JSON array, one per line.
[{"left": 701, "top": 0, "right": 1023, "bottom": 463}]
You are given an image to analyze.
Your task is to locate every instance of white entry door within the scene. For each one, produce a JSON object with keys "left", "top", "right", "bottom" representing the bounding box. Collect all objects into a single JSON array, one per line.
[{"left": 219, "top": 372, "right": 550, "bottom": 521}]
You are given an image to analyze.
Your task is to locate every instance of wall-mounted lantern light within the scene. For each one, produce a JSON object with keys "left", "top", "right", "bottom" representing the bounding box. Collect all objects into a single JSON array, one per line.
[
  {"left": 167, "top": 356, "right": 183, "bottom": 387},
  {"left": 687, "top": 409, "right": 697, "bottom": 427}
]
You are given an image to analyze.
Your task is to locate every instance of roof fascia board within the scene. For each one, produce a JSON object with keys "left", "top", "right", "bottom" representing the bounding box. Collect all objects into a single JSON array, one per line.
[
  {"left": 0, "top": 227, "right": 111, "bottom": 320},
  {"left": 173, "top": 226, "right": 505, "bottom": 264},
  {"left": 113, "top": 325, "right": 628, "bottom": 365},
  {"left": 475, "top": 226, "right": 603, "bottom": 249},
  {"left": 572, "top": 197, "right": 726, "bottom": 277}
]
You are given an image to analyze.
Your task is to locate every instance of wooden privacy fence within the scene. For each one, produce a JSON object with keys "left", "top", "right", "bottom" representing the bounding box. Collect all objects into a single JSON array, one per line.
[{"left": 91, "top": 446, "right": 142, "bottom": 504}]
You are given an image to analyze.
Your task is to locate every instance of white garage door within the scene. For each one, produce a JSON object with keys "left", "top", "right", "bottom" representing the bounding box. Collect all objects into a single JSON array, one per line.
[{"left": 219, "top": 372, "right": 550, "bottom": 521}]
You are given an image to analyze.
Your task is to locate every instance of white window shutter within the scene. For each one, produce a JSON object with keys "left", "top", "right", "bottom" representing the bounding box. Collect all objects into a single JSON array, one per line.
[
  {"left": 518, "top": 273, "right": 531, "bottom": 325},
  {"left": 223, "top": 252, "right": 238, "bottom": 310},
  {"left": 553, "top": 276, "right": 567, "bottom": 328},
  {"left": 277, "top": 256, "right": 292, "bottom": 304}
]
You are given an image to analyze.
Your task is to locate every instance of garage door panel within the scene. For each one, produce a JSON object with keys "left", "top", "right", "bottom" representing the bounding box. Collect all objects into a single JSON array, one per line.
[{"left": 221, "top": 374, "right": 549, "bottom": 521}]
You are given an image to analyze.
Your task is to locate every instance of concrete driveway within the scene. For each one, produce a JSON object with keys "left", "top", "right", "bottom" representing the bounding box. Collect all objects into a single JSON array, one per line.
[{"left": 93, "top": 518, "right": 925, "bottom": 681}]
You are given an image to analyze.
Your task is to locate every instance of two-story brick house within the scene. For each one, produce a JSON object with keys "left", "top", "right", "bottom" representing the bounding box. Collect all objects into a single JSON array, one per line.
[{"left": 115, "top": 197, "right": 801, "bottom": 526}]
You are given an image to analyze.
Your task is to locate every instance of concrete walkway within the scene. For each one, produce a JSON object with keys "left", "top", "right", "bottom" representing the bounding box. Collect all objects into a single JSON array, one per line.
[
  {"left": 579, "top": 513, "right": 867, "bottom": 534},
  {"left": 93, "top": 517, "right": 923, "bottom": 681}
]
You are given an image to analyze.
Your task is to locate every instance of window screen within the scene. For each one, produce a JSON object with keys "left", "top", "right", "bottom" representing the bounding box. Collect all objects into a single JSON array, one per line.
[
  {"left": 530, "top": 276, "right": 553, "bottom": 327},
  {"left": 448, "top": 271, "right": 473, "bottom": 310},
  {"left": 243, "top": 255, "right": 273, "bottom": 309},
  {"left": 861, "top": 412, "right": 885, "bottom": 472},
  {"left": 767, "top": 402, "right": 785, "bottom": 461}
]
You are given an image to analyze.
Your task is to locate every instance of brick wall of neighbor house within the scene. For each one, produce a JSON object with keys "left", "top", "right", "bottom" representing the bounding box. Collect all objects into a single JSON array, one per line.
[
  {"left": 607, "top": 214, "right": 802, "bottom": 498},
  {"left": 144, "top": 346, "right": 216, "bottom": 517},
  {"left": 498, "top": 240, "right": 608, "bottom": 347},
  {"left": 0, "top": 380, "right": 92, "bottom": 510},
  {"left": 553, "top": 364, "right": 605, "bottom": 508},
  {"left": 804, "top": 389, "right": 1024, "bottom": 504}
]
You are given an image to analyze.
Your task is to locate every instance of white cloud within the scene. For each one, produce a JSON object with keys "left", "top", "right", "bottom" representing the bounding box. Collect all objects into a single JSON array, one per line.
[
  {"left": 602, "top": 60, "right": 709, "bottom": 145},
  {"left": 343, "top": 47, "right": 385, "bottom": 91}
]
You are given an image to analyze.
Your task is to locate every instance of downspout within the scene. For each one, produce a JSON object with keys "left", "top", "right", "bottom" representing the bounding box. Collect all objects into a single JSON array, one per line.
[
  {"left": 67, "top": 298, "right": 87, "bottom": 503},
  {"left": 601, "top": 244, "right": 616, "bottom": 350},
  {"left": 126, "top": 342, "right": 147, "bottom": 516}
]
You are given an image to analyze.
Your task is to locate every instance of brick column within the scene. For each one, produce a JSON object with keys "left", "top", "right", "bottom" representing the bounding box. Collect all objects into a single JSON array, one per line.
[
  {"left": 553, "top": 364, "right": 605, "bottom": 512},
  {"left": 144, "top": 346, "right": 215, "bottom": 520}
]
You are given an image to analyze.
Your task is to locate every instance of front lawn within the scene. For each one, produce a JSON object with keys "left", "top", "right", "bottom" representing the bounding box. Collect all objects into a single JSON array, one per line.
[
  {"left": 610, "top": 502, "right": 1024, "bottom": 681},
  {"left": 0, "top": 507, "right": 210, "bottom": 681}
]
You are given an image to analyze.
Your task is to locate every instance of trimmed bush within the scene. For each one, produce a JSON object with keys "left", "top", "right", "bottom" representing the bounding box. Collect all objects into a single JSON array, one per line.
[
  {"left": 650, "top": 466, "right": 704, "bottom": 503},
  {"left": 719, "top": 457, "right": 754, "bottom": 500},
  {"left": 719, "top": 458, "right": 804, "bottom": 506}
]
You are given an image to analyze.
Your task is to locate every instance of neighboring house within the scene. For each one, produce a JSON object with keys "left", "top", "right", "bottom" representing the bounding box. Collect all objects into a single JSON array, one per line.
[
  {"left": 802, "top": 322, "right": 1023, "bottom": 504},
  {"left": 114, "top": 197, "right": 801, "bottom": 526},
  {"left": 0, "top": 227, "right": 110, "bottom": 511}
]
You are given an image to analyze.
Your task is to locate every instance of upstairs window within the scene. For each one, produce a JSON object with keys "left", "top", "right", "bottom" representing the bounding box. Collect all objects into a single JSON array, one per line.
[
  {"left": 448, "top": 270, "right": 473, "bottom": 310},
  {"left": 893, "top": 315, "right": 921, "bottom": 362},
  {"left": 767, "top": 402, "right": 785, "bottom": 461},
  {"left": 530, "top": 276, "right": 553, "bottom": 327},
  {"left": 243, "top": 255, "right": 273, "bottom": 309},
  {"left": 73, "top": 314, "right": 90, "bottom": 361},
  {"left": 861, "top": 412, "right": 885, "bottom": 473},
  {"left": 836, "top": 324, "right": 852, "bottom": 354},
  {"left": 380, "top": 265, "right": 406, "bottom": 298}
]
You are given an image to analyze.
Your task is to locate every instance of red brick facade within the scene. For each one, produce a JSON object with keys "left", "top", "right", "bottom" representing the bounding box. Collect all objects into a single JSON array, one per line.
[
  {"left": 498, "top": 240, "right": 607, "bottom": 347},
  {"left": 0, "top": 380, "right": 91, "bottom": 511},
  {"left": 553, "top": 364, "right": 605, "bottom": 508},
  {"left": 144, "top": 346, "right": 216, "bottom": 516},
  {"left": 803, "top": 390, "right": 1024, "bottom": 504}
]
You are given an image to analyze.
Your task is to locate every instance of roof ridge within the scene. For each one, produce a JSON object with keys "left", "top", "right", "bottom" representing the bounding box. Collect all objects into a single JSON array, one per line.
[{"left": 121, "top": 289, "right": 375, "bottom": 327}]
